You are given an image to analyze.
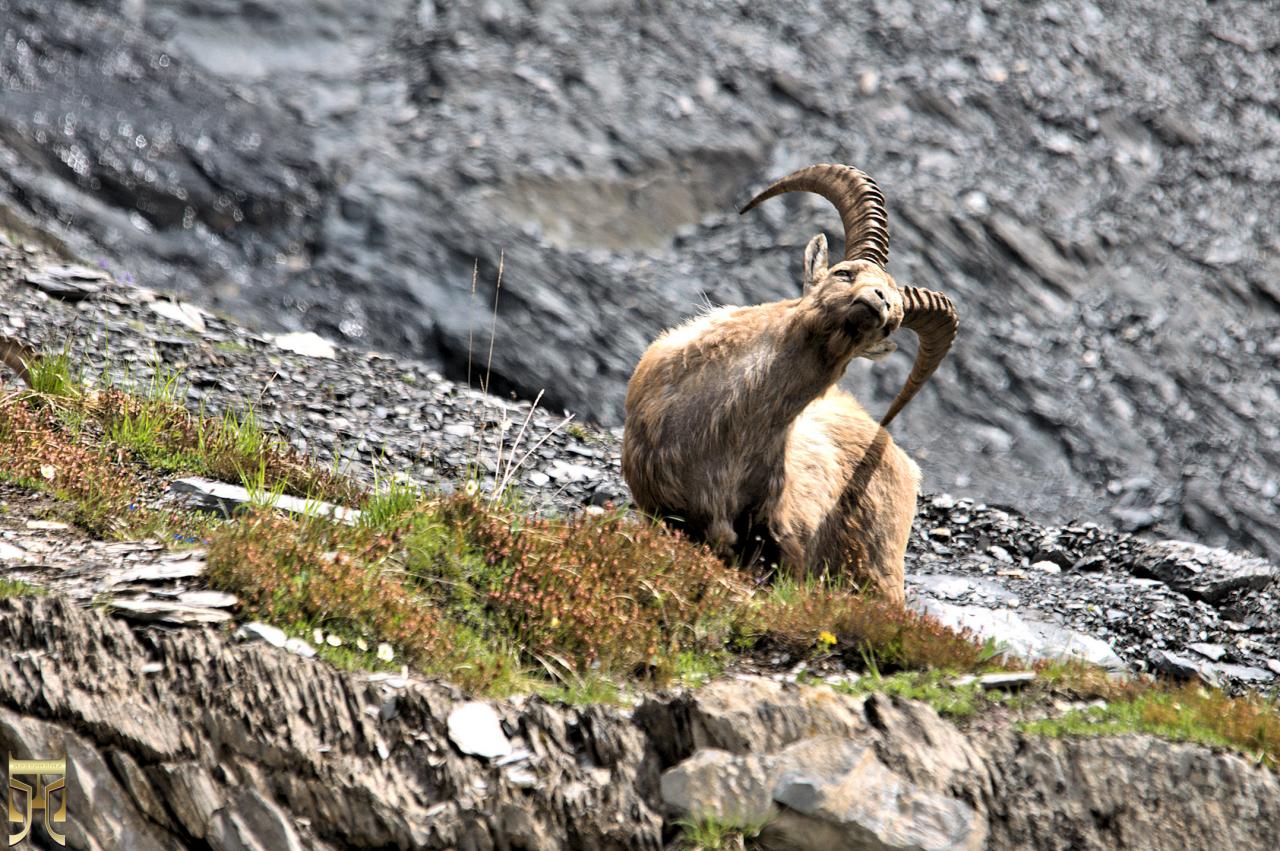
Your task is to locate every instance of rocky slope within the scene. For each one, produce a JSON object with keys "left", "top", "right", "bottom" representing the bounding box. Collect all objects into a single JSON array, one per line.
[
  {"left": 4, "top": 595, "right": 1280, "bottom": 851},
  {"left": 1, "top": 0, "right": 1278, "bottom": 563},
  {"left": 4, "top": 242, "right": 1278, "bottom": 692},
  {"left": 2, "top": 2, "right": 1280, "bottom": 847},
  {"left": 2, "top": 235, "right": 1280, "bottom": 849}
]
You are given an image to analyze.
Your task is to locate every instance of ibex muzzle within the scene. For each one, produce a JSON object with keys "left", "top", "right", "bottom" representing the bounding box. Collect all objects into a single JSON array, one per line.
[{"left": 622, "top": 164, "right": 958, "bottom": 604}]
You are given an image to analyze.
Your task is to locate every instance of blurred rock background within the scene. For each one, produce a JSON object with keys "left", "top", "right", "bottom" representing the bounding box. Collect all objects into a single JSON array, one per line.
[{"left": 1, "top": 0, "right": 1277, "bottom": 558}]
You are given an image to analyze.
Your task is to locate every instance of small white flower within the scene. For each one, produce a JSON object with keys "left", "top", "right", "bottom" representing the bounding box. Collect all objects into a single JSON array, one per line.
[{"left": 377, "top": 643, "right": 395, "bottom": 662}]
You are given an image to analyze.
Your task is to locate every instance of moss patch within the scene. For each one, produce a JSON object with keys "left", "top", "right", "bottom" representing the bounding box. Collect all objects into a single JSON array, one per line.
[{"left": 1022, "top": 681, "right": 1280, "bottom": 767}]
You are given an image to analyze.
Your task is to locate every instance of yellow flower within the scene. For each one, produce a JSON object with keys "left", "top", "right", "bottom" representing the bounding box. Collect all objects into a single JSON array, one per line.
[{"left": 817, "top": 630, "right": 837, "bottom": 647}]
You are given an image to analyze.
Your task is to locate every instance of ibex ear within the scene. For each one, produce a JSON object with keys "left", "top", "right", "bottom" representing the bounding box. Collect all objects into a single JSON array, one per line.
[{"left": 803, "top": 233, "right": 829, "bottom": 292}]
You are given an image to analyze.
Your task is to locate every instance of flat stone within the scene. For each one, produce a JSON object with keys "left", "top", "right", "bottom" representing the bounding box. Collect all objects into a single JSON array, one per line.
[
  {"left": 109, "top": 598, "right": 233, "bottom": 626},
  {"left": 447, "top": 701, "right": 512, "bottom": 759},
  {"left": 284, "top": 638, "right": 317, "bottom": 659},
  {"left": 1132, "top": 540, "right": 1277, "bottom": 603},
  {"left": 237, "top": 622, "right": 288, "bottom": 648},
  {"left": 977, "top": 672, "right": 1036, "bottom": 691},
  {"left": 271, "top": 331, "right": 336, "bottom": 359},
  {"left": 1215, "top": 663, "right": 1273, "bottom": 683},
  {"left": 917, "top": 599, "right": 1124, "bottom": 670},
  {"left": 1188, "top": 642, "right": 1227, "bottom": 662},
  {"left": 170, "top": 477, "right": 360, "bottom": 525},
  {"left": 912, "top": 575, "right": 976, "bottom": 601},
  {"left": 1150, "top": 650, "right": 1211, "bottom": 682},
  {"left": 25, "top": 266, "right": 106, "bottom": 300},
  {"left": 149, "top": 299, "right": 207, "bottom": 332},
  {"left": 547, "top": 459, "right": 600, "bottom": 483},
  {"left": 114, "top": 558, "right": 206, "bottom": 584},
  {"left": 178, "top": 590, "right": 238, "bottom": 608}
]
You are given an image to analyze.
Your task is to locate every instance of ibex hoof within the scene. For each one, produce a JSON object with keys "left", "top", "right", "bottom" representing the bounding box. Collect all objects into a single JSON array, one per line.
[{"left": 707, "top": 521, "right": 738, "bottom": 556}]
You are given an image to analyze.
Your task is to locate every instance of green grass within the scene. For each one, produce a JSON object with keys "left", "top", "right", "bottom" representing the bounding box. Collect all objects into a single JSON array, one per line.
[
  {"left": 23, "top": 348, "right": 80, "bottom": 397},
  {"left": 537, "top": 674, "right": 626, "bottom": 706},
  {"left": 821, "top": 669, "right": 991, "bottom": 719},
  {"left": 1022, "top": 684, "right": 1280, "bottom": 766},
  {"left": 359, "top": 475, "right": 425, "bottom": 532},
  {"left": 0, "top": 578, "right": 46, "bottom": 598},
  {"left": 212, "top": 339, "right": 252, "bottom": 355},
  {"left": 675, "top": 815, "right": 769, "bottom": 850}
]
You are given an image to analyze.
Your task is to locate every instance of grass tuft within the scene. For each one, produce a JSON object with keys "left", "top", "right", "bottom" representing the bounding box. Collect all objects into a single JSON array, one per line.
[
  {"left": 0, "top": 578, "right": 46, "bottom": 598},
  {"left": 675, "top": 815, "right": 769, "bottom": 850},
  {"left": 738, "top": 574, "right": 1009, "bottom": 675}
]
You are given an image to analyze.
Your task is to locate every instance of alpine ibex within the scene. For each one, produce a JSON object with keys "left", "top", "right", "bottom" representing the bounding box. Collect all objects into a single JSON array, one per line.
[{"left": 622, "top": 164, "right": 957, "bottom": 605}]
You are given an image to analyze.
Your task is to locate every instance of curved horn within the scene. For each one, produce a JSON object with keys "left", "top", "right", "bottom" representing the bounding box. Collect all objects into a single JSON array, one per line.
[
  {"left": 879, "top": 287, "right": 958, "bottom": 427},
  {"left": 740, "top": 163, "right": 957, "bottom": 425},
  {"left": 739, "top": 163, "right": 890, "bottom": 266}
]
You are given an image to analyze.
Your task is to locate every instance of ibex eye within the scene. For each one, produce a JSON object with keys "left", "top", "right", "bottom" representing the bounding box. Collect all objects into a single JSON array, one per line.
[{"left": 832, "top": 269, "right": 852, "bottom": 280}]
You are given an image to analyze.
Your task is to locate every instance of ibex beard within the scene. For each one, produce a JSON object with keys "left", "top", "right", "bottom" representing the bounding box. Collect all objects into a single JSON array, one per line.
[{"left": 622, "top": 164, "right": 958, "bottom": 607}]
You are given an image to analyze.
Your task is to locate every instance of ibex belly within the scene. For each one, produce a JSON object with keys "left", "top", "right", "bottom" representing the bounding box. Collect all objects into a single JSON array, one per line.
[{"left": 770, "top": 389, "right": 919, "bottom": 604}]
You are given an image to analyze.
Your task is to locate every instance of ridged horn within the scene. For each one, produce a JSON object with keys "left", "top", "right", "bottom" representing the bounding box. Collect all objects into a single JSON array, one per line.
[
  {"left": 879, "top": 287, "right": 958, "bottom": 427},
  {"left": 739, "top": 163, "right": 890, "bottom": 266}
]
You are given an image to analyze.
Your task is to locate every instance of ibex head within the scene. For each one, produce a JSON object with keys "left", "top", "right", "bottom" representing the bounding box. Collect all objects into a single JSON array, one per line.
[{"left": 741, "top": 163, "right": 958, "bottom": 426}]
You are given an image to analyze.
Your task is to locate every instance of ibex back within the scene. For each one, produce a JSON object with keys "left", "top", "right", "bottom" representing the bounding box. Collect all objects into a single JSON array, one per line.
[{"left": 622, "top": 164, "right": 958, "bottom": 605}]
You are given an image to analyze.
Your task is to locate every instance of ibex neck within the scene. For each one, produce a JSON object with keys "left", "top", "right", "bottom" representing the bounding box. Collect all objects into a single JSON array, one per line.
[{"left": 734, "top": 304, "right": 852, "bottom": 433}]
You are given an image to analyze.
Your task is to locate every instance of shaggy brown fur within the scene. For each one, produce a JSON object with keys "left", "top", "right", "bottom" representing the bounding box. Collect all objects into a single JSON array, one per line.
[
  {"left": 622, "top": 238, "right": 919, "bottom": 605},
  {"left": 0, "top": 335, "right": 34, "bottom": 386}
]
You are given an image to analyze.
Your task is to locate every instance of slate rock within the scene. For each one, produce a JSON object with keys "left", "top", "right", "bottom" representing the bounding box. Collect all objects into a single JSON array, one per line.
[
  {"left": 109, "top": 599, "right": 233, "bottom": 626},
  {"left": 1149, "top": 650, "right": 1212, "bottom": 682},
  {"left": 24, "top": 266, "right": 106, "bottom": 300},
  {"left": 1132, "top": 541, "right": 1277, "bottom": 603},
  {"left": 917, "top": 599, "right": 1124, "bottom": 670},
  {"left": 660, "top": 748, "right": 774, "bottom": 824},
  {"left": 768, "top": 736, "right": 985, "bottom": 851},
  {"left": 1188, "top": 642, "right": 1227, "bottom": 662}
]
